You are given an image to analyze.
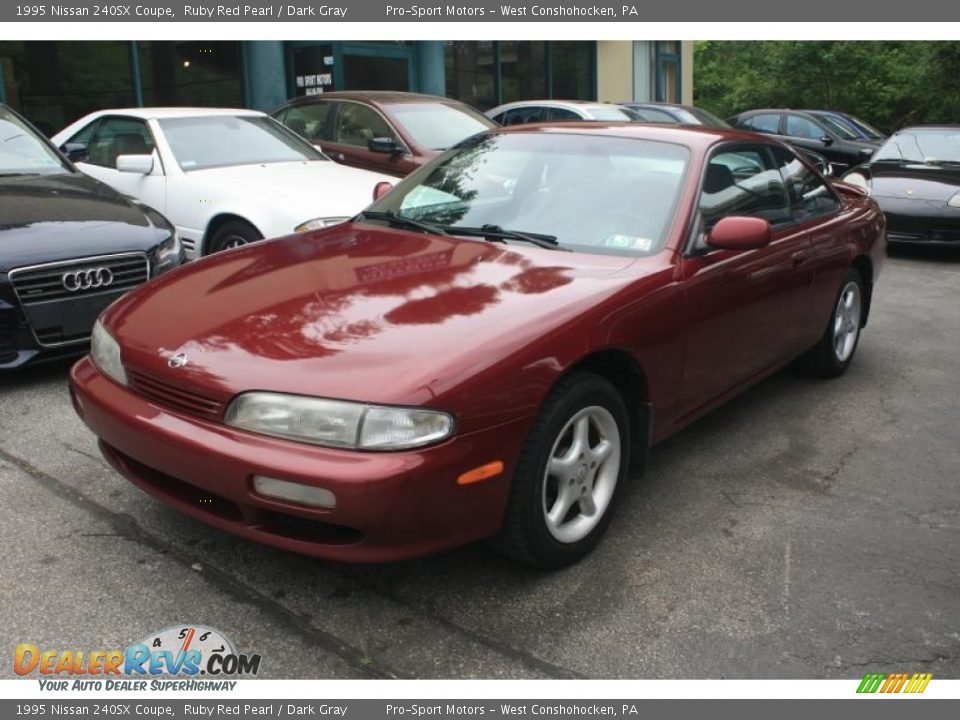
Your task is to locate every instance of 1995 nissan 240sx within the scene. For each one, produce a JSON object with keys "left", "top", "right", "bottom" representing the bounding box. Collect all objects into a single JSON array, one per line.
[{"left": 70, "top": 124, "right": 885, "bottom": 568}]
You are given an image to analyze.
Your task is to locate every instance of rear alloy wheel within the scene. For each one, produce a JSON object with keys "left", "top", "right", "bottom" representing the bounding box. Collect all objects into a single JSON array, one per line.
[
  {"left": 802, "top": 268, "right": 865, "bottom": 378},
  {"left": 494, "top": 372, "right": 630, "bottom": 569},
  {"left": 206, "top": 220, "right": 262, "bottom": 255}
]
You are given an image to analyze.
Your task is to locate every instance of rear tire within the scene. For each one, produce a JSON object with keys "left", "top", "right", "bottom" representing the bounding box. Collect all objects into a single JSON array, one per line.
[
  {"left": 206, "top": 220, "right": 262, "bottom": 255},
  {"left": 802, "top": 268, "right": 865, "bottom": 378},
  {"left": 493, "top": 372, "right": 630, "bottom": 569}
]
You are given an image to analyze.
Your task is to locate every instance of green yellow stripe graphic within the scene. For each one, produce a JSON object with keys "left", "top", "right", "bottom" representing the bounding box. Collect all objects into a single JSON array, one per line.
[{"left": 857, "top": 672, "right": 933, "bottom": 694}]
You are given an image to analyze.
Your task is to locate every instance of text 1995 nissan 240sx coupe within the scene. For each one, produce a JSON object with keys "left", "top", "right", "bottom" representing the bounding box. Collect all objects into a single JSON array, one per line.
[{"left": 70, "top": 124, "right": 885, "bottom": 568}]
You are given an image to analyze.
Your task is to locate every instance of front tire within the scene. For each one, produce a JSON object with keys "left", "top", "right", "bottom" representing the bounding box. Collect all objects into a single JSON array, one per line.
[
  {"left": 494, "top": 372, "right": 630, "bottom": 569},
  {"left": 802, "top": 268, "right": 865, "bottom": 378},
  {"left": 206, "top": 220, "right": 262, "bottom": 255}
]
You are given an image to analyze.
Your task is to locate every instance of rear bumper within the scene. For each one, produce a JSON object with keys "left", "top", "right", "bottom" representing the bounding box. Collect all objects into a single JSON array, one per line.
[{"left": 69, "top": 357, "right": 527, "bottom": 562}]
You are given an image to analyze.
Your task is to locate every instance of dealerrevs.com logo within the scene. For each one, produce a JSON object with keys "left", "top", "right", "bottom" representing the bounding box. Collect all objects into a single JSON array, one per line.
[{"left": 15, "top": 625, "right": 262, "bottom": 691}]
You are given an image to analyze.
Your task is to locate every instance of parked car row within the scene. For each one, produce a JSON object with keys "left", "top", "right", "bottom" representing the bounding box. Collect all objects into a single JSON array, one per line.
[
  {"left": 3, "top": 85, "right": 952, "bottom": 568},
  {"left": 66, "top": 121, "right": 886, "bottom": 568}
]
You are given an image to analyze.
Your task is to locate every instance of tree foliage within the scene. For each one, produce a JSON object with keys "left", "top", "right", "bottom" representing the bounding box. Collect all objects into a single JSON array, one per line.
[{"left": 693, "top": 41, "right": 960, "bottom": 133}]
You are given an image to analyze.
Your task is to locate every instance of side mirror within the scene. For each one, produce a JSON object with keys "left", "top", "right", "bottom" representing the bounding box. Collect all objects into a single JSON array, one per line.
[
  {"left": 706, "top": 216, "right": 772, "bottom": 251},
  {"left": 61, "top": 142, "right": 88, "bottom": 163},
  {"left": 373, "top": 181, "right": 394, "bottom": 201},
  {"left": 820, "top": 135, "right": 834, "bottom": 147},
  {"left": 116, "top": 154, "right": 154, "bottom": 175},
  {"left": 368, "top": 137, "right": 403, "bottom": 155}
]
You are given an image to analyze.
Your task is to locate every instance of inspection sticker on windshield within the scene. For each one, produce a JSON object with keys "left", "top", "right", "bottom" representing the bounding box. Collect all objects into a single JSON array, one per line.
[{"left": 604, "top": 234, "right": 654, "bottom": 251}]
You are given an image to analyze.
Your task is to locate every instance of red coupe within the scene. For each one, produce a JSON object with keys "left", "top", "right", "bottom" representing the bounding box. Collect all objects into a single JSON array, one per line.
[{"left": 70, "top": 124, "right": 885, "bottom": 568}]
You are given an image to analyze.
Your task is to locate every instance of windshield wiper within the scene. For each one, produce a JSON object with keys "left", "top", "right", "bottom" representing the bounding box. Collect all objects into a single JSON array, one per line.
[
  {"left": 444, "top": 224, "right": 567, "bottom": 251},
  {"left": 0, "top": 172, "right": 41, "bottom": 177},
  {"left": 356, "top": 210, "right": 448, "bottom": 236}
]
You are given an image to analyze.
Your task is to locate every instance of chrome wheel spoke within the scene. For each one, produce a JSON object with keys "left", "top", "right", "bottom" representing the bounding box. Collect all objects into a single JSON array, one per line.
[
  {"left": 590, "top": 439, "right": 613, "bottom": 465},
  {"left": 547, "top": 485, "right": 576, "bottom": 526},
  {"left": 579, "top": 491, "right": 597, "bottom": 517},
  {"left": 571, "top": 415, "right": 590, "bottom": 458}
]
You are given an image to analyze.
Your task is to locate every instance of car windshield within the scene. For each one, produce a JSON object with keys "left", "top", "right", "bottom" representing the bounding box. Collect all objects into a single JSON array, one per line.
[
  {"left": 366, "top": 132, "right": 690, "bottom": 256},
  {"left": 386, "top": 102, "right": 496, "bottom": 151},
  {"left": 628, "top": 107, "right": 679, "bottom": 123},
  {"left": 0, "top": 107, "right": 69, "bottom": 176},
  {"left": 815, "top": 114, "right": 860, "bottom": 140},
  {"left": 874, "top": 129, "right": 960, "bottom": 164},
  {"left": 683, "top": 107, "right": 730, "bottom": 128},
  {"left": 843, "top": 115, "right": 885, "bottom": 140},
  {"left": 158, "top": 115, "right": 326, "bottom": 171},
  {"left": 585, "top": 107, "right": 638, "bottom": 122}
]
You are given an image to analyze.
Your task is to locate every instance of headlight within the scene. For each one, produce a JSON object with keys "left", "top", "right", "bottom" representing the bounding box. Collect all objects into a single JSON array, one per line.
[
  {"left": 844, "top": 172, "right": 872, "bottom": 194},
  {"left": 155, "top": 230, "right": 182, "bottom": 273},
  {"left": 948, "top": 192, "right": 960, "bottom": 208},
  {"left": 224, "top": 392, "right": 454, "bottom": 450},
  {"left": 90, "top": 319, "right": 127, "bottom": 386},
  {"left": 294, "top": 217, "right": 350, "bottom": 233}
]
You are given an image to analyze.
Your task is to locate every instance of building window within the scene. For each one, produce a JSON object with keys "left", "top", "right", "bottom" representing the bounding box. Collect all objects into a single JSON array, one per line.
[
  {"left": 655, "top": 41, "right": 681, "bottom": 103},
  {"left": 499, "top": 41, "right": 547, "bottom": 104},
  {"left": 444, "top": 41, "right": 497, "bottom": 110},
  {"left": 0, "top": 41, "right": 135, "bottom": 134},
  {"left": 138, "top": 41, "right": 242, "bottom": 107},
  {"left": 549, "top": 42, "right": 593, "bottom": 101}
]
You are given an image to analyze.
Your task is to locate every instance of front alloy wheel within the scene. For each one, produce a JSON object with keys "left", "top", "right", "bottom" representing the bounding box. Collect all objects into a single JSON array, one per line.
[
  {"left": 494, "top": 372, "right": 630, "bottom": 569},
  {"left": 543, "top": 406, "right": 621, "bottom": 544}
]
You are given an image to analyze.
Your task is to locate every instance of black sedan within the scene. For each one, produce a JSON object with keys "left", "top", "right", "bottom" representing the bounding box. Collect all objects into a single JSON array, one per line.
[
  {"left": 0, "top": 104, "right": 184, "bottom": 369},
  {"left": 729, "top": 109, "right": 880, "bottom": 173},
  {"left": 844, "top": 126, "right": 960, "bottom": 246}
]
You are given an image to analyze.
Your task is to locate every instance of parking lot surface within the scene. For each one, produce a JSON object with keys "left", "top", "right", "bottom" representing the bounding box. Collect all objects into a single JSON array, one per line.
[{"left": 2, "top": 247, "right": 958, "bottom": 680}]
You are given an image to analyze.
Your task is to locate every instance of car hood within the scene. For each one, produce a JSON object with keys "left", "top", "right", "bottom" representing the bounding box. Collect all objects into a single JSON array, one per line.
[
  {"left": 867, "top": 162, "right": 960, "bottom": 202},
  {"left": 106, "top": 225, "right": 645, "bottom": 408},
  {"left": 0, "top": 173, "right": 159, "bottom": 272},
  {"left": 185, "top": 161, "right": 394, "bottom": 214}
]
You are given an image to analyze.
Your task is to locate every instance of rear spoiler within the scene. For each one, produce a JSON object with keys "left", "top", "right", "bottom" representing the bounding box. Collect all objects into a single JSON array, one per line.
[{"left": 830, "top": 179, "right": 869, "bottom": 197}]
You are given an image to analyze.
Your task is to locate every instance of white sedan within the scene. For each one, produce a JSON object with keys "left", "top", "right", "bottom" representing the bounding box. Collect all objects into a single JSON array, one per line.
[{"left": 52, "top": 108, "right": 395, "bottom": 258}]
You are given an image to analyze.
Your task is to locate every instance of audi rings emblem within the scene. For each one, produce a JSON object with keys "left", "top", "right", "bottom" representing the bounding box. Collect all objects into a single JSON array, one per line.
[{"left": 62, "top": 267, "right": 114, "bottom": 292}]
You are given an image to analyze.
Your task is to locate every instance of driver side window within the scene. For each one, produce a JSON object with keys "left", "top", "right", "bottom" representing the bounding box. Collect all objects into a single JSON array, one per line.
[
  {"left": 333, "top": 103, "right": 397, "bottom": 148},
  {"left": 84, "top": 117, "right": 155, "bottom": 169},
  {"left": 699, "top": 146, "right": 792, "bottom": 231}
]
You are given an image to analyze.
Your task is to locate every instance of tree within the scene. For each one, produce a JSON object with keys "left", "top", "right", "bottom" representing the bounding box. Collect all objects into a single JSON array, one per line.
[{"left": 693, "top": 41, "right": 960, "bottom": 133}]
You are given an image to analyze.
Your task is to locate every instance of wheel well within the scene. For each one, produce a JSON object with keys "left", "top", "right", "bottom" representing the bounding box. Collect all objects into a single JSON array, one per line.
[
  {"left": 202, "top": 214, "right": 260, "bottom": 256},
  {"left": 852, "top": 255, "right": 873, "bottom": 326},
  {"left": 563, "top": 349, "right": 652, "bottom": 473}
]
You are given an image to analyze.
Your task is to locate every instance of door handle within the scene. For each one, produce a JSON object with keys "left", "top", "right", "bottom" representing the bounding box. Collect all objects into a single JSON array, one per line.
[{"left": 791, "top": 250, "right": 809, "bottom": 266}]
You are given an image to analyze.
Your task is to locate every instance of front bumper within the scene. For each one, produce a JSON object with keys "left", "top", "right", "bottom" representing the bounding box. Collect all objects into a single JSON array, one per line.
[
  {"left": 0, "top": 297, "right": 87, "bottom": 370},
  {"left": 875, "top": 197, "right": 960, "bottom": 244},
  {"left": 70, "top": 357, "right": 528, "bottom": 562}
]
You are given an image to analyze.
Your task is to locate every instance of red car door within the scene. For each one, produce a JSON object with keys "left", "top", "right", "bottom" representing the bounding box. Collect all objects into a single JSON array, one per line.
[
  {"left": 772, "top": 146, "right": 851, "bottom": 349},
  {"left": 676, "top": 145, "right": 815, "bottom": 422}
]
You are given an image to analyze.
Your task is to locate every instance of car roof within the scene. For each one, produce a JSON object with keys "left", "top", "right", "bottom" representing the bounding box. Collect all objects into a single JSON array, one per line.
[
  {"left": 284, "top": 91, "right": 456, "bottom": 105},
  {"left": 487, "top": 121, "right": 774, "bottom": 150},
  {"left": 78, "top": 107, "right": 265, "bottom": 120},
  {"left": 490, "top": 100, "right": 620, "bottom": 110},
  {"left": 735, "top": 108, "right": 815, "bottom": 117},
  {"left": 893, "top": 124, "right": 960, "bottom": 132}
]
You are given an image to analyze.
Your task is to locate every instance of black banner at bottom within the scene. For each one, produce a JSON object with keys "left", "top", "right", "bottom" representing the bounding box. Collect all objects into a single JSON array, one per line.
[{"left": 2, "top": 699, "right": 958, "bottom": 720}]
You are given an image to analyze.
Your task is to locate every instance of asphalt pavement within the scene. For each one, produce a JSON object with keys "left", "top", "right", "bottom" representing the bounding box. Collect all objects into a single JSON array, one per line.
[{"left": 2, "top": 245, "right": 958, "bottom": 679}]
